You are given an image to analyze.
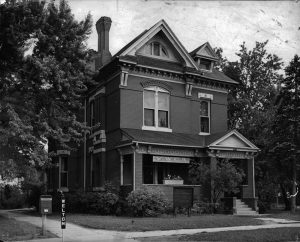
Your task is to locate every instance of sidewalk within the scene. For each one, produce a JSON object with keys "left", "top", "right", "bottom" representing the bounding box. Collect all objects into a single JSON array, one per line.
[{"left": 1, "top": 210, "right": 300, "bottom": 242}]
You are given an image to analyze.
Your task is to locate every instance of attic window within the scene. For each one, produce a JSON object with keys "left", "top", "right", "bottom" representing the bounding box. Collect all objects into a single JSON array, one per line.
[
  {"left": 198, "top": 58, "right": 212, "bottom": 71},
  {"left": 150, "top": 42, "right": 168, "bottom": 58}
]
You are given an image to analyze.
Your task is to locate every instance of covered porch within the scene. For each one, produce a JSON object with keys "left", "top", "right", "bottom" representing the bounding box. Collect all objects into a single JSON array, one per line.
[
  {"left": 207, "top": 130, "right": 260, "bottom": 212},
  {"left": 117, "top": 128, "right": 259, "bottom": 210}
]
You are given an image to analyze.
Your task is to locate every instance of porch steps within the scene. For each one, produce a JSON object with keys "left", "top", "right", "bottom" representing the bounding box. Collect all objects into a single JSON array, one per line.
[{"left": 235, "top": 199, "right": 258, "bottom": 216}]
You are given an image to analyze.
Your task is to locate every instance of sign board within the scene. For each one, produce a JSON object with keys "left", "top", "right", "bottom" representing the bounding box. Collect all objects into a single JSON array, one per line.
[
  {"left": 153, "top": 156, "right": 190, "bottom": 164},
  {"left": 40, "top": 195, "right": 52, "bottom": 215},
  {"left": 198, "top": 92, "right": 213, "bottom": 100},
  {"left": 61, "top": 196, "right": 66, "bottom": 229},
  {"left": 173, "top": 187, "right": 194, "bottom": 208}
]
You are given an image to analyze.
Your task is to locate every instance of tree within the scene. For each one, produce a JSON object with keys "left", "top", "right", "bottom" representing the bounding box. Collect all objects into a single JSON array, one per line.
[
  {"left": 0, "top": 0, "right": 95, "bottom": 185},
  {"left": 269, "top": 55, "right": 300, "bottom": 212},
  {"left": 215, "top": 42, "right": 284, "bottom": 212},
  {"left": 189, "top": 159, "right": 244, "bottom": 211}
]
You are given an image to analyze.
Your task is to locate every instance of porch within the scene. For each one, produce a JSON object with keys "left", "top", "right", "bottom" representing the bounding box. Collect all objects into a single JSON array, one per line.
[{"left": 117, "top": 128, "right": 259, "bottom": 211}]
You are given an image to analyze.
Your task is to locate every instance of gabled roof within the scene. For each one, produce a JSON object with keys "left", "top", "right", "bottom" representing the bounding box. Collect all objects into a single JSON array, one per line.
[
  {"left": 207, "top": 130, "right": 260, "bottom": 152},
  {"left": 190, "top": 42, "right": 219, "bottom": 61},
  {"left": 116, "top": 19, "right": 199, "bottom": 70}
]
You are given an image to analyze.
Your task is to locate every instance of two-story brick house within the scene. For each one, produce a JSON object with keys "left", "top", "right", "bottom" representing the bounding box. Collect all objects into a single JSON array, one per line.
[{"left": 49, "top": 16, "right": 259, "bottom": 213}]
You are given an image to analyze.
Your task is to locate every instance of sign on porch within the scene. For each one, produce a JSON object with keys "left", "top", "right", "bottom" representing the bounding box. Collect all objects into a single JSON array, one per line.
[{"left": 153, "top": 156, "right": 190, "bottom": 163}]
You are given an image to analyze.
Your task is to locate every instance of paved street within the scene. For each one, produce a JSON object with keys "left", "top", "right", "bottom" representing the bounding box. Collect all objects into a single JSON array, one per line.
[{"left": 1, "top": 210, "right": 300, "bottom": 242}]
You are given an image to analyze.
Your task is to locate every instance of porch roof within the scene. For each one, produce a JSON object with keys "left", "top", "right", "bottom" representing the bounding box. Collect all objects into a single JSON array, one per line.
[
  {"left": 119, "top": 129, "right": 259, "bottom": 154},
  {"left": 120, "top": 128, "right": 206, "bottom": 148}
]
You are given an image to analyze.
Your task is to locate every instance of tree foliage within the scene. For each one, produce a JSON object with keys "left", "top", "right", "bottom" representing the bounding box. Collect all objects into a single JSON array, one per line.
[
  {"left": 189, "top": 159, "right": 244, "bottom": 204},
  {"left": 217, "top": 42, "right": 298, "bottom": 211},
  {"left": 267, "top": 55, "right": 300, "bottom": 210},
  {"left": 0, "top": 0, "right": 95, "bottom": 180}
]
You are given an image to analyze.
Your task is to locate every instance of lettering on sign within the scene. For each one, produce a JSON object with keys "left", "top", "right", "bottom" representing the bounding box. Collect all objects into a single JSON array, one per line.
[
  {"left": 150, "top": 147, "right": 194, "bottom": 157},
  {"left": 61, "top": 198, "right": 66, "bottom": 229},
  {"left": 153, "top": 156, "right": 190, "bottom": 164}
]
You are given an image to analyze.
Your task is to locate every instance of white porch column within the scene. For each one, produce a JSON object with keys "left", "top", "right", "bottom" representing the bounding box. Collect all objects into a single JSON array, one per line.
[
  {"left": 120, "top": 155, "right": 124, "bottom": 186},
  {"left": 210, "top": 156, "right": 217, "bottom": 203},
  {"left": 247, "top": 157, "right": 255, "bottom": 198}
]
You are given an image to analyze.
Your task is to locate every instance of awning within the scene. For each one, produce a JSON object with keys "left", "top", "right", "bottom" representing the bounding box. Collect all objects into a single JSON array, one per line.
[{"left": 153, "top": 156, "right": 190, "bottom": 164}]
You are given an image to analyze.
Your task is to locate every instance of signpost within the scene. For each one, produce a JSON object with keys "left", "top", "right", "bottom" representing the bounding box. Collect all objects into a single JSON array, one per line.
[
  {"left": 40, "top": 195, "right": 52, "bottom": 236},
  {"left": 61, "top": 192, "right": 66, "bottom": 242}
]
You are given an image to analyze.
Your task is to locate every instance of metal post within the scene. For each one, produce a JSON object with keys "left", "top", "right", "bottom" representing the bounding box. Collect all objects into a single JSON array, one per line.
[{"left": 41, "top": 214, "right": 46, "bottom": 236}]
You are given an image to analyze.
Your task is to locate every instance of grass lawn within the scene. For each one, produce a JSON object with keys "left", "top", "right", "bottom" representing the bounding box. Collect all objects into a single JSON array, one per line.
[
  {"left": 49, "top": 213, "right": 264, "bottom": 231},
  {"left": 140, "top": 227, "right": 300, "bottom": 241},
  {"left": 265, "top": 209, "right": 300, "bottom": 221},
  {"left": 0, "top": 214, "right": 56, "bottom": 241}
]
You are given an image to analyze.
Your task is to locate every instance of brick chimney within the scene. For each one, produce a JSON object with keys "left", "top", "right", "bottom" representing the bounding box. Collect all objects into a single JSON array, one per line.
[{"left": 95, "top": 16, "right": 112, "bottom": 68}]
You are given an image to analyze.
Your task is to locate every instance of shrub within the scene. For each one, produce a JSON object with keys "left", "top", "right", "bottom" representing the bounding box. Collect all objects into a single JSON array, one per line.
[
  {"left": 126, "top": 187, "right": 170, "bottom": 217},
  {"left": 90, "top": 192, "right": 118, "bottom": 215},
  {"left": 1, "top": 185, "right": 26, "bottom": 209},
  {"left": 59, "top": 190, "right": 119, "bottom": 215}
]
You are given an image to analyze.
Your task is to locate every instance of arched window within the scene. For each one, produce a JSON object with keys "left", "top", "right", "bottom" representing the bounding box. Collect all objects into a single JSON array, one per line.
[
  {"left": 200, "top": 100, "right": 210, "bottom": 134},
  {"left": 143, "top": 86, "right": 171, "bottom": 131},
  {"left": 149, "top": 42, "right": 169, "bottom": 58}
]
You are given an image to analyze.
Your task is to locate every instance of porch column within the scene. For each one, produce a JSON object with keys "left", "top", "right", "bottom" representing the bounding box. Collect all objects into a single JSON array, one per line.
[
  {"left": 210, "top": 156, "right": 217, "bottom": 203},
  {"left": 100, "top": 152, "right": 107, "bottom": 186},
  {"left": 134, "top": 152, "right": 143, "bottom": 190},
  {"left": 120, "top": 155, "right": 124, "bottom": 185},
  {"left": 247, "top": 157, "right": 255, "bottom": 198}
]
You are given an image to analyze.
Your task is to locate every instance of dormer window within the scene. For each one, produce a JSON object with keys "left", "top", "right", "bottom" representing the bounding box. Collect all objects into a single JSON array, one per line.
[
  {"left": 199, "top": 59, "right": 212, "bottom": 71},
  {"left": 150, "top": 42, "right": 168, "bottom": 58}
]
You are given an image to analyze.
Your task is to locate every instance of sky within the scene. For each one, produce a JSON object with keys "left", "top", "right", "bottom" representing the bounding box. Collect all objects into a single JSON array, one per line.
[{"left": 68, "top": 0, "right": 300, "bottom": 66}]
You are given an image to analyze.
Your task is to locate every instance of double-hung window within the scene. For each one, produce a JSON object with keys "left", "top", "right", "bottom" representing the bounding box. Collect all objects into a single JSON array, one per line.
[
  {"left": 143, "top": 87, "right": 171, "bottom": 132},
  {"left": 200, "top": 100, "right": 210, "bottom": 134},
  {"left": 60, "top": 156, "right": 68, "bottom": 188}
]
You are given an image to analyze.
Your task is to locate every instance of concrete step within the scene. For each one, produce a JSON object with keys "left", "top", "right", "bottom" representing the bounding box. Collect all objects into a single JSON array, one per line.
[
  {"left": 236, "top": 211, "right": 258, "bottom": 216},
  {"left": 236, "top": 204, "right": 249, "bottom": 208},
  {"left": 237, "top": 207, "right": 253, "bottom": 212}
]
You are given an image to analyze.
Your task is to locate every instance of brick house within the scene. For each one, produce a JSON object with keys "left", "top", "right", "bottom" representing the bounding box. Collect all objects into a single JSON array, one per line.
[{"left": 48, "top": 17, "right": 259, "bottom": 212}]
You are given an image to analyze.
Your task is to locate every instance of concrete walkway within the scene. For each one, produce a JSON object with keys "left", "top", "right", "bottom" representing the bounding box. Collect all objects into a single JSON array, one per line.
[{"left": 1, "top": 210, "right": 300, "bottom": 242}]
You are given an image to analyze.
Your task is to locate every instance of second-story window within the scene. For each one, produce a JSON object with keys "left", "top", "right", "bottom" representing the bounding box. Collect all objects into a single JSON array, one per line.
[
  {"left": 200, "top": 100, "right": 210, "bottom": 134},
  {"left": 143, "top": 87, "right": 170, "bottom": 130}
]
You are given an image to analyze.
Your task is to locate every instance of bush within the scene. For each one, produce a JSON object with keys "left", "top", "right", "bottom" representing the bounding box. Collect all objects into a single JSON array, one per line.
[
  {"left": 90, "top": 192, "right": 118, "bottom": 215},
  {"left": 58, "top": 190, "right": 119, "bottom": 215},
  {"left": 1, "top": 185, "right": 26, "bottom": 209},
  {"left": 126, "top": 187, "right": 170, "bottom": 217}
]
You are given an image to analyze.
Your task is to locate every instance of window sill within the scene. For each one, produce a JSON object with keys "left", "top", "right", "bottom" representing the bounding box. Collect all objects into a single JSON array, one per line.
[
  {"left": 142, "top": 126, "right": 172, "bottom": 132},
  {"left": 199, "top": 132, "right": 210, "bottom": 136}
]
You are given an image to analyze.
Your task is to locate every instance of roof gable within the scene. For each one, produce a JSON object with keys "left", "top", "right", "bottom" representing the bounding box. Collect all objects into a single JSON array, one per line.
[
  {"left": 208, "top": 130, "right": 259, "bottom": 151},
  {"left": 190, "top": 42, "right": 219, "bottom": 61},
  {"left": 117, "top": 19, "right": 199, "bottom": 70},
  {"left": 135, "top": 30, "right": 184, "bottom": 63}
]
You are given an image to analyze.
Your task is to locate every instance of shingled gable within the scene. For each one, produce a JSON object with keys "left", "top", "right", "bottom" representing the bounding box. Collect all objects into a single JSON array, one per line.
[
  {"left": 190, "top": 42, "right": 219, "bottom": 61},
  {"left": 117, "top": 19, "right": 199, "bottom": 70},
  {"left": 208, "top": 130, "right": 260, "bottom": 152}
]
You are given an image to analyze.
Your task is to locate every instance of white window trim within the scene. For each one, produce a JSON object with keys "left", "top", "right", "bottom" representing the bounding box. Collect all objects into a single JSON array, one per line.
[
  {"left": 199, "top": 100, "right": 211, "bottom": 135},
  {"left": 59, "top": 156, "right": 69, "bottom": 189},
  {"left": 143, "top": 86, "right": 172, "bottom": 132}
]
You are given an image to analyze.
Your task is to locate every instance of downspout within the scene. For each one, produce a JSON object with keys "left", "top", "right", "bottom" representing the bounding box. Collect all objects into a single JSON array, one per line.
[{"left": 83, "top": 98, "right": 87, "bottom": 191}]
